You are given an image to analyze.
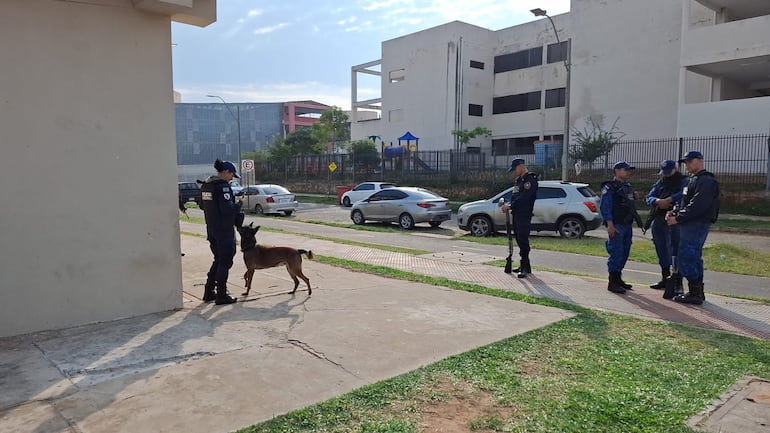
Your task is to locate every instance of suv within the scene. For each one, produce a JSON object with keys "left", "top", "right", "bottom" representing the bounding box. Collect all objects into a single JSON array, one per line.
[
  {"left": 456, "top": 181, "right": 602, "bottom": 238},
  {"left": 178, "top": 182, "right": 202, "bottom": 208}
]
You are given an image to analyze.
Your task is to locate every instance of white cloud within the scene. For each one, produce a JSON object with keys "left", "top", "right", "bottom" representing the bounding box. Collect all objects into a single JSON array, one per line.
[
  {"left": 253, "top": 23, "right": 290, "bottom": 35},
  {"left": 247, "top": 9, "right": 263, "bottom": 17}
]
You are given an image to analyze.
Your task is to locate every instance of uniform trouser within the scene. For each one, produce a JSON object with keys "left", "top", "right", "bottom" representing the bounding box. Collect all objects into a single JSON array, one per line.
[
  {"left": 513, "top": 213, "right": 532, "bottom": 260},
  {"left": 651, "top": 217, "right": 680, "bottom": 270},
  {"left": 606, "top": 223, "right": 632, "bottom": 273},
  {"left": 206, "top": 230, "right": 236, "bottom": 286},
  {"left": 677, "top": 222, "right": 711, "bottom": 281}
]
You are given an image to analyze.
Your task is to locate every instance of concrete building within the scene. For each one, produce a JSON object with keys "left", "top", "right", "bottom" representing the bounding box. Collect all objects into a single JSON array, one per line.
[
  {"left": 175, "top": 100, "right": 330, "bottom": 182},
  {"left": 350, "top": 0, "right": 770, "bottom": 165},
  {"left": 0, "top": 0, "right": 215, "bottom": 338}
]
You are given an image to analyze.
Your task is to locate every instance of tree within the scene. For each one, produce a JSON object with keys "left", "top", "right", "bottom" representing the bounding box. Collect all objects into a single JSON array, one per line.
[
  {"left": 451, "top": 127, "right": 492, "bottom": 151},
  {"left": 284, "top": 127, "right": 324, "bottom": 155},
  {"left": 569, "top": 117, "right": 626, "bottom": 170},
  {"left": 313, "top": 107, "right": 350, "bottom": 153},
  {"left": 349, "top": 139, "right": 381, "bottom": 172}
]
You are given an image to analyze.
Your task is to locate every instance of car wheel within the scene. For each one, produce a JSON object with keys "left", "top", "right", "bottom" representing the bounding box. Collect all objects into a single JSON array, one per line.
[
  {"left": 254, "top": 204, "right": 263, "bottom": 215},
  {"left": 399, "top": 213, "right": 415, "bottom": 230},
  {"left": 342, "top": 196, "right": 351, "bottom": 207},
  {"left": 468, "top": 215, "right": 493, "bottom": 237},
  {"left": 351, "top": 209, "right": 365, "bottom": 225},
  {"left": 558, "top": 216, "right": 586, "bottom": 239},
  {"left": 283, "top": 210, "right": 293, "bottom": 216},
  {"left": 429, "top": 221, "right": 441, "bottom": 228}
]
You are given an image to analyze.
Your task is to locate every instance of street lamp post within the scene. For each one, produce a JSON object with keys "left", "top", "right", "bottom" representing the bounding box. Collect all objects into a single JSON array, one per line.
[
  {"left": 206, "top": 94, "right": 241, "bottom": 179},
  {"left": 531, "top": 8, "right": 571, "bottom": 182}
]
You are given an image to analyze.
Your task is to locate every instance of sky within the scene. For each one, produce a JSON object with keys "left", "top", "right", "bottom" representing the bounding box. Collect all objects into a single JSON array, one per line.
[{"left": 171, "top": 0, "right": 570, "bottom": 110}]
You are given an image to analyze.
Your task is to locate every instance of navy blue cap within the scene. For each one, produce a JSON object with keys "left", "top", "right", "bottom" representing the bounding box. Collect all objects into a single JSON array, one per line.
[
  {"left": 658, "top": 160, "right": 676, "bottom": 175},
  {"left": 613, "top": 161, "right": 635, "bottom": 170},
  {"left": 678, "top": 151, "right": 703, "bottom": 163},
  {"left": 220, "top": 160, "right": 240, "bottom": 178},
  {"left": 508, "top": 158, "right": 525, "bottom": 172}
]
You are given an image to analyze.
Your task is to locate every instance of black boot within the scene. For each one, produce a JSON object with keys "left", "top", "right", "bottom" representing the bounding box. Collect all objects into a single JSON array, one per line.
[
  {"left": 214, "top": 282, "right": 237, "bottom": 305},
  {"left": 663, "top": 273, "right": 684, "bottom": 299},
  {"left": 202, "top": 281, "right": 216, "bottom": 302},
  {"left": 618, "top": 272, "right": 632, "bottom": 290},
  {"left": 517, "top": 259, "right": 531, "bottom": 278},
  {"left": 674, "top": 279, "right": 704, "bottom": 305},
  {"left": 650, "top": 269, "right": 671, "bottom": 290},
  {"left": 607, "top": 272, "right": 626, "bottom": 294}
]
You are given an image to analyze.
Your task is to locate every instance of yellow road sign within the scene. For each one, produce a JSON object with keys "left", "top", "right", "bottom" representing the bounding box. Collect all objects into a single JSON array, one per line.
[{"left": 328, "top": 162, "right": 337, "bottom": 173}]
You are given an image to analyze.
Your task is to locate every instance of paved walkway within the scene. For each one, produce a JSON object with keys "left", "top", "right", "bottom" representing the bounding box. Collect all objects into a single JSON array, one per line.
[{"left": 182, "top": 219, "right": 769, "bottom": 340}]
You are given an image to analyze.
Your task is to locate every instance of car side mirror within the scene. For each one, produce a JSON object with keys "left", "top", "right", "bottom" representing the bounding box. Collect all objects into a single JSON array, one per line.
[{"left": 497, "top": 197, "right": 505, "bottom": 207}]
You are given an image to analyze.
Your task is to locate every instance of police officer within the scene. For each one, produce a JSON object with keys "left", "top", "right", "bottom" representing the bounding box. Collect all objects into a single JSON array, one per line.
[
  {"left": 501, "top": 158, "right": 538, "bottom": 278},
  {"left": 645, "top": 160, "right": 687, "bottom": 298},
  {"left": 200, "top": 159, "right": 243, "bottom": 305},
  {"left": 601, "top": 161, "right": 642, "bottom": 294},
  {"left": 665, "top": 151, "right": 720, "bottom": 305}
]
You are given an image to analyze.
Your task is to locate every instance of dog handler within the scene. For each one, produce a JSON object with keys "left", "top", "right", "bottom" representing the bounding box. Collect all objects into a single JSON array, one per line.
[{"left": 200, "top": 159, "right": 243, "bottom": 305}]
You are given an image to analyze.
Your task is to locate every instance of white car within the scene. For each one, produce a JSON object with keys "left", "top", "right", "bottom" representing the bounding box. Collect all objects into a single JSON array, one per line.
[
  {"left": 340, "top": 181, "right": 396, "bottom": 207},
  {"left": 456, "top": 181, "right": 602, "bottom": 238},
  {"left": 350, "top": 187, "right": 452, "bottom": 229},
  {"left": 241, "top": 184, "right": 298, "bottom": 216}
]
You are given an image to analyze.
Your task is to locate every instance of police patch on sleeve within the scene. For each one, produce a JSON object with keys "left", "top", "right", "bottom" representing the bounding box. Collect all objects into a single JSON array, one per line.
[
  {"left": 601, "top": 185, "right": 610, "bottom": 195},
  {"left": 224, "top": 193, "right": 231, "bottom": 200},
  {"left": 524, "top": 182, "right": 531, "bottom": 190}
]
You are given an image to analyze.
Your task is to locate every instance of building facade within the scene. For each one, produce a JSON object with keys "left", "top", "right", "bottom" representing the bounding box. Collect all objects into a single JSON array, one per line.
[
  {"left": 1, "top": 0, "right": 215, "bottom": 338},
  {"left": 176, "top": 100, "right": 330, "bottom": 181},
  {"left": 350, "top": 0, "right": 770, "bottom": 166}
]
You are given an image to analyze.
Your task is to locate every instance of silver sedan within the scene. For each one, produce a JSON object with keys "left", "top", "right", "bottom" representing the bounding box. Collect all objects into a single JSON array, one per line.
[
  {"left": 350, "top": 187, "right": 452, "bottom": 229},
  {"left": 242, "top": 184, "right": 298, "bottom": 216}
]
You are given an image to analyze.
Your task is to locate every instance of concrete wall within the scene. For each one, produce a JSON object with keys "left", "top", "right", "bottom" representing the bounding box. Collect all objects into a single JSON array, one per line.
[
  {"left": 677, "top": 96, "right": 770, "bottom": 136},
  {"left": 0, "top": 0, "right": 186, "bottom": 337},
  {"left": 569, "top": 0, "right": 683, "bottom": 138}
]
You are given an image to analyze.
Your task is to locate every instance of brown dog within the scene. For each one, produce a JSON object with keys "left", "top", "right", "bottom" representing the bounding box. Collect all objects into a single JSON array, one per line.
[{"left": 236, "top": 223, "right": 313, "bottom": 296}]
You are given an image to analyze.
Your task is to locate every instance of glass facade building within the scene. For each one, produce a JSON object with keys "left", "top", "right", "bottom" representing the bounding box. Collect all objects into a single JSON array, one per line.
[{"left": 175, "top": 103, "right": 283, "bottom": 165}]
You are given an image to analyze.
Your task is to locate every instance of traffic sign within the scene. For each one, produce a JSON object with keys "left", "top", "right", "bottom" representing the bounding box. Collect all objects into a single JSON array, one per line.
[
  {"left": 328, "top": 162, "right": 337, "bottom": 173},
  {"left": 242, "top": 159, "right": 254, "bottom": 172}
]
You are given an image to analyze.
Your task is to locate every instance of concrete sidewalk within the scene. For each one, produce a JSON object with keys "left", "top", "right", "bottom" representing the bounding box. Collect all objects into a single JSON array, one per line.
[{"left": 2, "top": 222, "right": 769, "bottom": 433}]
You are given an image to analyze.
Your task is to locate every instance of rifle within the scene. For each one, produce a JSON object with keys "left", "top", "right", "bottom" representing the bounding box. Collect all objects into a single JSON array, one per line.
[
  {"left": 642, "top": 206, "right": 655, "bottom": 235},
  {"left": 500, "top": 198, "right": 514, "bottom": 274}
]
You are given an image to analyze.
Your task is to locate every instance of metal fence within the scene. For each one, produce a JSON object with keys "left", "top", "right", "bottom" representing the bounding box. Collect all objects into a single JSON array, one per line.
[{"left": 185, "top": 133, "right": 770, "bottom": 195}]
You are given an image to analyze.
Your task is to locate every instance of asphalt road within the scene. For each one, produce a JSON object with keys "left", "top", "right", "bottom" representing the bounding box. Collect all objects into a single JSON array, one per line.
[{"left": 182, "top": 203, "right": 770, "bottom": 299}]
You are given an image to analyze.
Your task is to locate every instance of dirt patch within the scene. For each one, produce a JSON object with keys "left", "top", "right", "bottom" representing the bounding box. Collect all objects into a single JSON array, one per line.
[{"left": 392, "top": 374, "right": 511, "bottom": 433}]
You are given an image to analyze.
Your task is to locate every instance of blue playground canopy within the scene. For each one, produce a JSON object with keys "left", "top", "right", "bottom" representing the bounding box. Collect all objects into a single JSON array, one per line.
[{"left": 398, "top": 131, "right": 419, "bottom": 142}]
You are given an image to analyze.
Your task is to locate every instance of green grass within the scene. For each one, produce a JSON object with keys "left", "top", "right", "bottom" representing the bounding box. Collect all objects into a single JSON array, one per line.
[
  {"left": 237, "top": 257, "right": 770, "bottom": 433},
  {"left": 455, "top": 234, "right": 770, "bottom": 278},
  {"left": 296, "top": 194, "right": 341, "bottom": 206},
  {"left": 713, "top": 218, "right": 770, "bottom": 231}
]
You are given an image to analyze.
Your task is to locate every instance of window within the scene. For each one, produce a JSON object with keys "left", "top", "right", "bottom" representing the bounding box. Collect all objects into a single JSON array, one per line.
[
  {"left": 468, "top": 104, "right": 483, "bottom": 117},
  {"left": 494, "top": 47, "right": 543, "bottom": 73},
  {"left": 389, "top": 69, "right": 405, "bottom": 83},
  {"left": 545, "top": 88, "right": 566, "bottom": 108},
  {"left": 547, "top": 41, "right": 568, "bottom": 64},
  {"left": 492, "top": 91, "right": 541, "bottom": 114},
  {"left": 537, "top": 187, "right": 568, "bottom": 199},
  {"left": 470, "top": 60, "right": 485, "bottom": 69},
  {"left": 356, "top": 183, "right": 374, "bottom": 191},
  {"left": 492, "top": 136, "right": 538, "bottom": 155}
]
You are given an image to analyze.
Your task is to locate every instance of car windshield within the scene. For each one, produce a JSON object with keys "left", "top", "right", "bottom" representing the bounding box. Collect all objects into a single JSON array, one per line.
[
  {"left": 408, "top": 188, "right": 444, "bottom": 199},
  {"left": 262, "top": 185, "right": 290, "bottom": 194}
]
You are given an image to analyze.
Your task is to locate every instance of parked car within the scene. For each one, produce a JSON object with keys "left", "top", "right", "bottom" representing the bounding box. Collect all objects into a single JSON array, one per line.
[
  {"left": 350, "top": 187, "right": 452, "bottom": 229},
  {"left": 178, "top": 182, "right": 201, "bottom": 207},
  {"left": 456, "top": 181, "right": 602, "bottom": 238},
  {"left": 341, "top": 181, "right": 396, "bottom": 207},
  {"left": 241, "top": 184, "right": 298, "bottom": 216}
]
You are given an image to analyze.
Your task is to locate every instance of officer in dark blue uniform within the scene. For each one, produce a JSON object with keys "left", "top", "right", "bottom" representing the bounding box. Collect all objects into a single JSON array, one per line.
[
  {"left": 665, "top": 151, "right": 720, "bottom": 305},
  {"left": 200, "top": 159, "right": 243, "bottom": 305},
  {"left": 600, "top": 161, "right": 642, "bottom": 294},
  {"left": 501, "top": 158, "right": 539, "bottom": 278},
  {"left": 645, "top": 160, "right": 687, "bottom": 297}
]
